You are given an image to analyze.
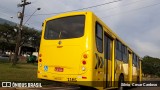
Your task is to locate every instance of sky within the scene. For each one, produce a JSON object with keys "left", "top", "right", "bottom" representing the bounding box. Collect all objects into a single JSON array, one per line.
[{"left": 0, "top": 0, "right": 160, "bottom": 58}]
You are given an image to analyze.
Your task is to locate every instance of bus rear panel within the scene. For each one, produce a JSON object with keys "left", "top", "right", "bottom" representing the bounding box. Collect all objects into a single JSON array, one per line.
[{"left": 38, "top": 12, "right": 95, "bottom": 87}]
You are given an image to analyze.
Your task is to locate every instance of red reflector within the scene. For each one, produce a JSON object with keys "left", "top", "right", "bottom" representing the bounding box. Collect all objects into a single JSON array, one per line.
[
  {"left": 39, "top": 59, "right": 42, "bottom": 62},
  {"left": 82, "top": 76, "right": 87, "bottom": 79},
  {"left": 82, "top": 60, "right": 86, "bottom": 65}
]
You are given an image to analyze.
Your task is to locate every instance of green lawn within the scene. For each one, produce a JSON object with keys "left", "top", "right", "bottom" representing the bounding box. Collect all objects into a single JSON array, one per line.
[
  {"left": 0, "top": 60, "right": 39, "bottom": 81},
  {"left": 0, "top": 59, "right": 67, "bottom": 86}
]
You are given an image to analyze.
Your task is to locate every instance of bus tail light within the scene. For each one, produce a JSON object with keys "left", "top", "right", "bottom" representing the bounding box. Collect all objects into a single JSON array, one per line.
[
  {"left": 39, "top": 59, "right": 42, "bottom": 62},
  {"left": 83, "top": 54, "right": 88, "bottom": 59},
  {"left": 37, "top": 70, "right": 40, "bottom": 73},
  {"left": 82, "top": 60, "right": 86, "bottom": 65}
]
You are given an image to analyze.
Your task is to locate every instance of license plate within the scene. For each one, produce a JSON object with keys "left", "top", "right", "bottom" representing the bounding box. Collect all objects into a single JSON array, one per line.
[{"left": 55, "top": 67, "right": 63, "bottom": 72}]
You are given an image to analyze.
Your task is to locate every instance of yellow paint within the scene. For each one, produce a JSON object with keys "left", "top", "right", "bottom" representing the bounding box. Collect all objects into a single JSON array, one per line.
[
  {"left": 128, "top": 52, "right": 133, "bottom": 82},
  {"left": 139, "top": 60, "right": 142, "bottom": 82},
  {"left": 38, "top": 11, "right": 141, "bottom": 90},
  {"left": 111, "top": 40, "right": 115, "bottom": 87}
]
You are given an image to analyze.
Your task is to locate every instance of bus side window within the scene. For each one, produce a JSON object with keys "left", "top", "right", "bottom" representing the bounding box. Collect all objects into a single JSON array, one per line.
[
  {"left": 132, "top": 53, "right": 137, "bottom": 67},
  {"left": 137, "top": 58, "right": 140, "bottom": 68},
  {"left": 95, "top": 22, "right": 103, "bottom": 53},
  {"left": 104, "top": 33, "right": 111, "bottom": 60},
  {"left": 135, "top": 55, "right": 137, "bottom": 67},
  {"left": 132, "top": 53, "right": 135, "bottom": 66},
  {"left": 122, "top": 44, "right": 128, "bottom": 63},
  {"left": 116, "top": 40, "right": 122, "bottom": 60}
]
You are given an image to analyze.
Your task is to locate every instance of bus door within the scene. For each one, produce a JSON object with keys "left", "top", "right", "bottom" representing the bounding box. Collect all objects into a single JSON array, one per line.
[{"left": 104, "top": 33, "right": 113, "bottom": 88}]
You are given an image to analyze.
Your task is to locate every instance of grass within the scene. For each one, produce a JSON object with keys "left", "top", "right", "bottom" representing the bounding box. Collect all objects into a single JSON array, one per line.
[
  {"left": 0, "top": 59, "right": 68, "bottom": 86},
  {"left": 0, "top": 62, "right": 39, "bottom": 81}
]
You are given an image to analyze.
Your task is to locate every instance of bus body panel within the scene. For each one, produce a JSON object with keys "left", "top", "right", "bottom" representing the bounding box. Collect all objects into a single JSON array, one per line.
[
  {"left": 37, "top": 11, "right": 142, "bottom": 90},
  {"left": 38, "top": 12, "right": 94, "bottom": 86},
  {"left": 40, "top": 39, "right": 85, "bottom": 75}
]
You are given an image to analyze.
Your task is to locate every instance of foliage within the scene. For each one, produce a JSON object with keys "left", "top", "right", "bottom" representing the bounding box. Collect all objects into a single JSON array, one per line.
[
  {"left": 0, "top": 23, "right": 16, "bottom": 53},
  {"left": 142, "top": 55, "right": 160, "bottom": 77},
  {"left": 21, "top": 27, "right": 41, "bottom": 49},
  {"left": 0, "top": 23, "right": 41, "bottom": 52},
  {"left": 0, "top": 23, "right": 16, "bottom": 43},
  {"left": 0, "top": 41, "right": 15, "bottom": 52}
]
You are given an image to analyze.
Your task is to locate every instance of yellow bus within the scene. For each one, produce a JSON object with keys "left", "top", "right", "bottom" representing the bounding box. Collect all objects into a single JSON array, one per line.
[{"left": 37, "top": 11, "right": 142, "bottom": 90}]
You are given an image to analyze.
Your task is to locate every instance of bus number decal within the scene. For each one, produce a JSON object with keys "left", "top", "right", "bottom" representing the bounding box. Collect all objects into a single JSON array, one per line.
[
  {"left": 95, "top": 53, "right": 104, "bottom": 69},
  {"left": 67, "top": 78, "right": 77, "bottom": 82}
]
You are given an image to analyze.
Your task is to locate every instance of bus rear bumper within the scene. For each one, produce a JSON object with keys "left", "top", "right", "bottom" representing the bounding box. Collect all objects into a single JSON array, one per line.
[{"left": 37, "top": 72, "right": 93, "bottom": 87}]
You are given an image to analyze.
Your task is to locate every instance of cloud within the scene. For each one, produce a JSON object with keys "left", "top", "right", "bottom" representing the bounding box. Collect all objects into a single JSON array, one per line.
[
  {"left": 146, "top": 26, "right": 160, "bottom": 41},
  {"left": 99, "top": 0, "right": 160, "bottom": 58},
  {"left": 133, "top": 39, "right": 160, "bottom": 58},
  {"left": 0, "top": 0, "right": 160, "bottom": 58}
]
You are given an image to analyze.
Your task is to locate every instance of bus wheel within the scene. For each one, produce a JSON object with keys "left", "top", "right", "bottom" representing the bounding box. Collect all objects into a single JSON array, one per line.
[
  {"left": 137, "top": 76, "right": 140, "bottom": 84},
  {"left": 118, "top": 75, "right": 124, "bottom": 90}
]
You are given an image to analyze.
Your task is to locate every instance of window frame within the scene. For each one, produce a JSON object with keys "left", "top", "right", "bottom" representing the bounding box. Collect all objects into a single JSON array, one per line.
[
  {"left": 116, "top": 39, "right": 123, "bottom": 60},
  {"left": 122, "top": 44, "right": 128, "bottom": 63},
  {"left": 132, "top": 53, "right": 138, "bottom": 67},
  {"left": 44, "top": 15, "right": 85, "bottom": 40},
  {"left": 95, "top": 22, "right": 103, "bottom": 53}
]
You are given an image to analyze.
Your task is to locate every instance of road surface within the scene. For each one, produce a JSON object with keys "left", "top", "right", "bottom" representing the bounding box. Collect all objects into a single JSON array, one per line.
[
  {"left": 129, "top": 87, "right": 160, "bottom": 90},
  {"left": 1, "top": 86, "right": 160, "bottom": 90}
]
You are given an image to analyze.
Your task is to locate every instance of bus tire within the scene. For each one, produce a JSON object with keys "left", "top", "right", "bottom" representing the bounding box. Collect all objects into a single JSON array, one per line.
[
  {"left": 137, "top": 76, "right": 140, "bottom": 84},
  {"left": 118, "top": 74, "right": 124, "bottom": 90}
]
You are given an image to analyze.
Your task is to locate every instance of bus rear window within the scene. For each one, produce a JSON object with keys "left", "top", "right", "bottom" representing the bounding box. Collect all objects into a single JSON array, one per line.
[{"left": 44, "top": 15, "right": 85, "bottom": 39}]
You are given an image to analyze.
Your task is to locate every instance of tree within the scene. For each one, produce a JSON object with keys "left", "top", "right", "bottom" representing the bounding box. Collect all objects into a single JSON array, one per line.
[
  {"left": 0, "top": 23, "right": 16, "bottom": 53},
  {"left": 30, "top": 30, "right": 41, "bottom": 51},
  {"left": 20, "top": 27, "right": 41, "bottom": 51},
  {"left": 0, "top": 23, "right": 16, "bottom": 43},
  {"left": 142, "top": 55, "right": 160, "bottom": 77},
  {"left": 0, "top": 23, "right": 41, "bottom": 63}
]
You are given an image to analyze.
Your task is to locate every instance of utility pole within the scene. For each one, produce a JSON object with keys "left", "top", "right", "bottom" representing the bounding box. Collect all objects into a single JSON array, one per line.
[{"left": 12, "top": 0, "right": 31, "bottom": 66}]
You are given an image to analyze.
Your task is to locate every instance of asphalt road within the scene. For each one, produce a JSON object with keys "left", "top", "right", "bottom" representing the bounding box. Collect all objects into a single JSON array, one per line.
[
  {"left": 129, "top": 87, "right": 160, "bottom": 90},
  {"left": 0, "top": 87, "right": 79, "bottom": 90},
  {"left": 1, "top": 86, "right": 160, "bottom": 90},
  {"left": 0, "top": 77, "right": 160, "bottom": 90}
]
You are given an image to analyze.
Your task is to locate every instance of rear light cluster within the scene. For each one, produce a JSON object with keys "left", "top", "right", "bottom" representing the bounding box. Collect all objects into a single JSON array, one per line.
[
  {"left": 39, "top": 54, "right": 42, "bottom": 62},
  {"left": 81, "top": 54, "right": 88, "bottom": 71},
  {"left": 82, "top": 54, "right": 88, "bottom": 65}
]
